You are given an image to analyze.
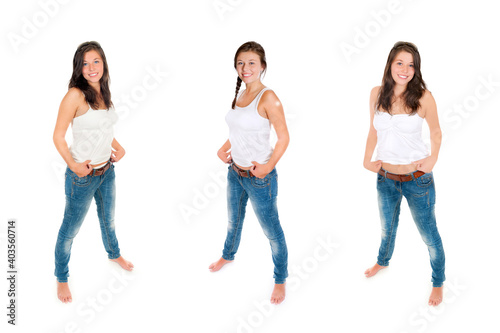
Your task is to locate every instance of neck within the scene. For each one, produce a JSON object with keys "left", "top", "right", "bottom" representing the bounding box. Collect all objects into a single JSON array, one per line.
[
  {"left": 244, "top": 80, "right": 265, "bottom": 95},
  {"left": 393, "top": 84, "right": 406, "bottom": 99}
]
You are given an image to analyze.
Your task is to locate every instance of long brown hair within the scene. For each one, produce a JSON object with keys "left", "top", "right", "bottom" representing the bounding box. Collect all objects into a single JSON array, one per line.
[
  {"left": 69, "top": 41, "right": 113, "bottom": 110},
  {"left": 231, "top": 41, "right": 267, "bottom": 109},
  {"left": 376, "top": 41, "right": 426, "bottom": 115}
]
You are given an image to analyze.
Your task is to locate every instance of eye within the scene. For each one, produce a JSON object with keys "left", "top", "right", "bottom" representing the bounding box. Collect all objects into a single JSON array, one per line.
[
  {"left": 409, "top": 64, "right": 414, "bottom": 67},
  {"left": 83, "top": 63, "right": 88, "bottom": 66},
  {"left": 94, "top": 60, "right": 99, "bottom": 64},
  {"left": 250, "top": 62, "right": 255, "bottom": 65}
]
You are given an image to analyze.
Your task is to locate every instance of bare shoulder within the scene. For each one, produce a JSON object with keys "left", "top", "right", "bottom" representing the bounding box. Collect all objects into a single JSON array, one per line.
[
  {"left": 63, "top": 87, "right": 86, "bottom": 105},
  {"left": 421, "top": 89, "right": 436, "bottom": 106},
  {"left": 420, "top": 90, "right": 437, "bottom": 118},
  {"left": 370, "top": 86, "right": 381, "bottom": 97},
  {"left": 261, "top": 89, "right": 280, "bottom": 104},
  {"left": 59, "top": 87, "right": 86, "bottom": 119}
]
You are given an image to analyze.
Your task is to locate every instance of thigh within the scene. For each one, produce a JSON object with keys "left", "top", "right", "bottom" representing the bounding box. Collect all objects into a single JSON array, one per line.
[
  {"left": 94, "top": 165, "right": 116, "bottom": 212},
  {"left": 403, "top": 172, "right": 435, "bottom": 211},
  {"left": 65, "top": 167, "right": 98, "bottom": 203},
  {"left": 246, "top": 169, "right": 281, "bottom": 233},
  {"left": 376, "top": 173, "right": 402, "bottom": 218},
  {"left": 403, "top": 172, "right": 437, "bottom": 230},
  {"left": 227, "top": 166, "right": 249, "bottom": 217}
]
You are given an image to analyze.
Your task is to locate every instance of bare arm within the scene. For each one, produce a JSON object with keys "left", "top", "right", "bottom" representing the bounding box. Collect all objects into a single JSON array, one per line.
[
  {"left": 53, "top": 88, "right": 93, "bottom": 177},
  {"left": 110, "top": 138, "right": 126, "bottom": 162},
  {"left": 412, "top": 91, "right": 442, "bottom": 172},
  {"left": 217, "top": 139, "right": 232, "bottom": 164},
  {"left": 251, "top": 90, "right": 289, "bottom": 178},
  {"left": 363, "top": 86, "right": 382, "bottom": 173}
]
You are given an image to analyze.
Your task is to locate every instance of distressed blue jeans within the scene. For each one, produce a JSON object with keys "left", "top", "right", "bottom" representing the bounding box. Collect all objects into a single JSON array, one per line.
[
  {"left": 376, "top": 169, "right": 445, "bottom": 287},
  {"left": 222, "top": 165, "right": 288, "bottom": 284},
  {"left": 54, "top": 164, "right": 121, "bottom": 282}
]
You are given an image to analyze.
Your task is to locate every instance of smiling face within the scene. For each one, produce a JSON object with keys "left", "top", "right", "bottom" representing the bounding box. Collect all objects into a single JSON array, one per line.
[
  {"left": 82, "top": 49, "right": 104, "bottom": 85},
  {"left": 235, "top": 51, "right": 265, "bottom": 85},
  {"left": 391, "top": 51, "right": 415, "bottom": 86}
]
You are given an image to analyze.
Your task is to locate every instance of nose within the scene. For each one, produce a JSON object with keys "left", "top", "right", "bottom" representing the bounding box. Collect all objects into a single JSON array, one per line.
[{"left": 89, "top": 62, "right": 95, "bottom": 71}]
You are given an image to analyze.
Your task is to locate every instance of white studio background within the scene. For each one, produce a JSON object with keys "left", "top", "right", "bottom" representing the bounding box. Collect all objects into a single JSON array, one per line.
[{"left": 1, "top": 0, "right": 499, "bottom": 332}]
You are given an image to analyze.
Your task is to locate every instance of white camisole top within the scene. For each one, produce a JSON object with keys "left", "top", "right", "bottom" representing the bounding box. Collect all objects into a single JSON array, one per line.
[
  {"left": 373, "top": 111, "right": 429, "bottom": 165},
  {"left": 225, "top": 88, "right": 273, "bottom": 167},
  {"left": 69, "top": 104, "right": 118, "bottom": 166}
]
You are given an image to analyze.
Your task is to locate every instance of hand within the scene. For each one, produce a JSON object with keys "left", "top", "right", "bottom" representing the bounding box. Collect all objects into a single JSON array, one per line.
[
  {"left": 251, "top": 161, "right": 271, "bottom": 178},
  {"left": 71, "top": 160, "right": 93, "bottom": 177},
  {"left": 217, "top": 148, "right": 232, "bottom": 164},
  {"left": 364, "top": 160, "right": 382, "bottom": 173},
  {"left": 412, "top": 156, "right": 437, "bottom": 173},
  {"left": 111, "top": 148, "right": 125, "bottom": 162}
]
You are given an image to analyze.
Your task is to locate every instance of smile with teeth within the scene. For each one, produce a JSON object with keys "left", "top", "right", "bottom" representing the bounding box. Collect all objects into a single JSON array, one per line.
[
  {"left": 398, "top": 74, "right": 408, "bottom": 79},
  {"left": 242, "top": 73, "right": 252, "bottom": 77},
  {"left": 89, "top": 73, "right": 98, "bottom": 77}
]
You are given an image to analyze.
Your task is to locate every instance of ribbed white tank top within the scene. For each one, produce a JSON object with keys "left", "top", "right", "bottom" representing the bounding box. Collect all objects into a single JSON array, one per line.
[
  {"left": 373, "top": 111, "right": 429, "bottom": 164},
  {"left": 69, "top": 104, "right": 118, "bottom": 166},
  {"left": 225, "top": 88, "right": 273, "bottom": 167}
]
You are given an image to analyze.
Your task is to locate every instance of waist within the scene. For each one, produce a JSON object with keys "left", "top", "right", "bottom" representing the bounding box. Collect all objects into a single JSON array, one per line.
[
  {"left": 231, "top": 163, "right": 255, "bottom": 177},
  {"left": 378, "top": 168, "right": 425, "bottom": 182},
  {"left": 233, "top": 162, "right": 252, "bottom": 170},
  {"left": 380, "top": 162, "right": 417, "bottom": 174}
]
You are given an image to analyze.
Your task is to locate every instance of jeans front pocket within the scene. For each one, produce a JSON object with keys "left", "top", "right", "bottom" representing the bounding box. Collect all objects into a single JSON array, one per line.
[
  {"left": 377, "top": 173, "right": 385, "bottom": 183},
  {"left": 251, "top": 174, "right": 271, "bottom": 189},
  {"left": 416, "top": 173, "right": 433, "bottom": 188},
  {"left": 73, "top": 174, "right": 92, "bottom": 187}
]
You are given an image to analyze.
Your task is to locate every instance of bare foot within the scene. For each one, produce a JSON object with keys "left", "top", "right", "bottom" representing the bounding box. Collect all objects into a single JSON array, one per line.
[
  {"left": 364, "top": 263, "right": 387, "bottom": 277},
  {"left": 428, "top": 286, "right": 443, "bottom": 306},
  {"left": 111, "top": 256, "right": 134, "bottom": 271},
  {"left": 208, "top": 257, "right": 233, "bottom": 272},
  {"left": 57, "top": 282, "right": 72, "bottom": 303},
  {"left": 271, "top": 283, "right": 286, "bottom": 304}
]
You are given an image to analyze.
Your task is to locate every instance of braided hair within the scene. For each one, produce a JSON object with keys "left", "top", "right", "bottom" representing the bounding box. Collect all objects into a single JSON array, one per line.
[{"left": 231, "top": 41, "right": 267, "bottom": 109}]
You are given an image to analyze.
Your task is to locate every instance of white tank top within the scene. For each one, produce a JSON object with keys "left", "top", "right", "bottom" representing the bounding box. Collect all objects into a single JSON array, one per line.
[
  {"left": 69, "top": 104, "right": 118, "bottom": 166},
  {"left": 373, "top": 111, "right": 429, "bottom": 164},
  {"left": 225, "top": 88, "right": 273, "bottom": 167}
]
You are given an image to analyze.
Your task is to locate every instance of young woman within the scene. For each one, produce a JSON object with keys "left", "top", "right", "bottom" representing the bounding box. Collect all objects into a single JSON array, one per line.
[
  {"left": 209, "top": 41, "right": 289, "bottom": 304},
  {"left": 53, "top": 41, "right": 133, "bottom": 303},
  {"left": 363, "top": 42, "right": 445, "bottom": 306}
]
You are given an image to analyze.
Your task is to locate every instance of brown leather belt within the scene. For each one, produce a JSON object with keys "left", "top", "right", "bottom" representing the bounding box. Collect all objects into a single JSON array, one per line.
[
  {"left": 91, "top": 161, "right": 112, "bottom": 176},
  {"left": 378, "top": 169, "right": 425, "bottom": 182},
  {"left": 231, "top": 164, "right": 255, "bottom": 178}
]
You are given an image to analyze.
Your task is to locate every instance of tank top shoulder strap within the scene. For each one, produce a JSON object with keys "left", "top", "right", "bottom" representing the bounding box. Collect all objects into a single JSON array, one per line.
[{"left": 254, "top": 87, "right": 271, "bottom": 109}]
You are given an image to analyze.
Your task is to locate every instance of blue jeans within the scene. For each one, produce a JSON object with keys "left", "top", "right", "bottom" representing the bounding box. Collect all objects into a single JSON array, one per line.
[
  {"left": 54, "top": 164, "right": 121, "bottom": 283},
  {"left": 222, "top": 165, "right": 288, "bottom": 284},
  {"left": 376, "top": 169, "right": 445, "bottom": 287}
]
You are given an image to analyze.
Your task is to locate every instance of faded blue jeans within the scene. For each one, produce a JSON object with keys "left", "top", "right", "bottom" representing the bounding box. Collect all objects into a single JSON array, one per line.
[
  {"left": 222, "top": 165, "right": 288, "bottom": 284},
  {"left": 376, "top": 169, "right": 445, "bottom": 287},
  {"left": 54, "top": 164, "right": 121, "bottom": 283}
]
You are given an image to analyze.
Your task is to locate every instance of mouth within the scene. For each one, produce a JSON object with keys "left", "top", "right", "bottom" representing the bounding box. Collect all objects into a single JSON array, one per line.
[
  {"left": 242, "top": 73, "right": 252, "bottom": 78},
  {"left": 398, "top": 74, "right": 409, "bottom": 79},
  {"left": 88, "top": 72, "right": 99, "bottom": 77}
]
